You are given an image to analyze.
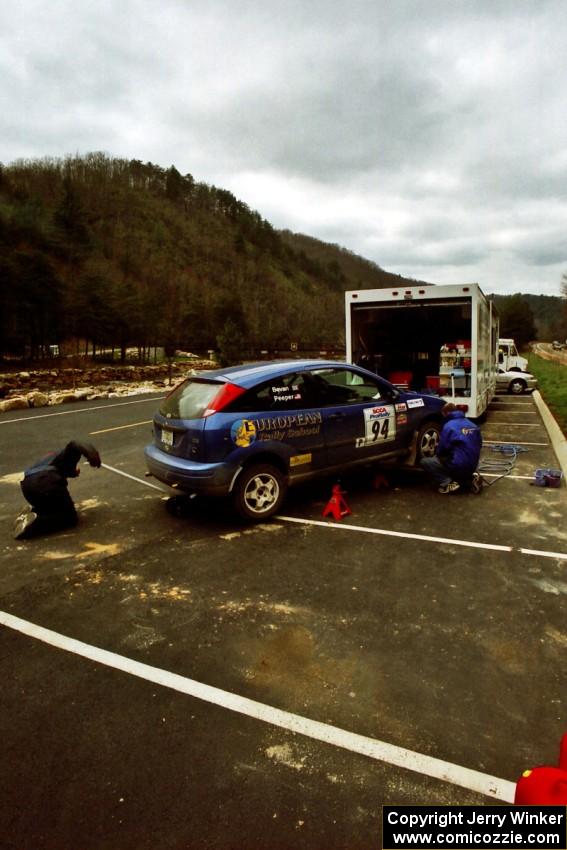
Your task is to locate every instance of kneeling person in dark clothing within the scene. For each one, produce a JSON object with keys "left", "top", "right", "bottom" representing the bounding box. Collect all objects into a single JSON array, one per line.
[
  {"left": 14, "top": 441, "right": 101, "bottom": 540},
  {"left": 420, "top": 403, "right": 482, "bottom": 494}
]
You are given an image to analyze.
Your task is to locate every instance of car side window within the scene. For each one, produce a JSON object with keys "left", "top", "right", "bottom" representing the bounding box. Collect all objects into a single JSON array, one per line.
[
  {"left": 228, "top": 373, "right": 316, "bottom": 412},
  {"left": 308, "top": 368, "right": 386, "bottom": 406}
]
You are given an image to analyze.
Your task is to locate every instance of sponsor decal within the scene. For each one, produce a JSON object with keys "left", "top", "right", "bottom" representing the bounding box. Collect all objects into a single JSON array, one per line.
[
  {"left": 252, "top": 411, "right": 323, "bottom": 442},
  {"left": 231, "top": 419, "right": 257, "bottom": 447},
  {"left": 289, "top": 452, "right": 312, "bottom": 468},
  {"left": 407, "top": 398, "right": 425, "bottom": 409},
  {"left": 255, "top": 411, "right": 322, "bottom": 431},
  {"left": 367, "top": 405, "right": 390, "bottom": 419},
  {"left": 395, "top": 402, "right": 407, "bottom": 412},
  {"left": 356, "top": 405, "right": 396, "bottom": 447},
  {"left": 396, "top": 413, "right": 408, "bottom": 425}
]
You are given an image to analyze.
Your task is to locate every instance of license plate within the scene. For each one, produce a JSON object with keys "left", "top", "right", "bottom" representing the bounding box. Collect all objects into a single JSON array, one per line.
[{"left": 161, "top": 428, "right": 174, "bottom": 447}]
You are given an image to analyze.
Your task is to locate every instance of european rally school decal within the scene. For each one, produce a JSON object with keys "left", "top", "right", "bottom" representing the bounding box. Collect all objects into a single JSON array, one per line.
[
  {"left": 232, "top": 413, "right": 322, "bottom": 445},
  {"left": 356, "top": 404, "right": 396, "bottom": 448},
  {"left": 231, "top": 419, "right": 257, "bottom": 447}
]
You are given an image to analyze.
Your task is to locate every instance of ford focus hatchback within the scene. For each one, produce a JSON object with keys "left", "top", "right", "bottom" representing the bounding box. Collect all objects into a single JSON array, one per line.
[{"left": 144, "top": 360, "right": 445, "bottom": 520}]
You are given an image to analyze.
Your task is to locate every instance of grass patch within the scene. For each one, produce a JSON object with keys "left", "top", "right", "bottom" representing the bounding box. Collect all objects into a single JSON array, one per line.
[{"left": 528, "top": 352, "right": 567, "bottom": 436}]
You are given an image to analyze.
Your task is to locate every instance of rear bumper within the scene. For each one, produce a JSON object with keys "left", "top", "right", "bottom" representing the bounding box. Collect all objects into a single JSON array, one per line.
[{"left": 144, "top": 444, "right": 236, "bottom": 495}]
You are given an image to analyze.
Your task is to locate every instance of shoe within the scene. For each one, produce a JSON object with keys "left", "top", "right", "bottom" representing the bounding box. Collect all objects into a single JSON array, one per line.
[
  {"left": 14, "top": 510, "right": 38, "bottom": 540},
  {"left": 438, "top": 481, "right": 460, "bottom": 494},
  {"left": 471, "top": 472, "right": 482, "bottom": 495}
]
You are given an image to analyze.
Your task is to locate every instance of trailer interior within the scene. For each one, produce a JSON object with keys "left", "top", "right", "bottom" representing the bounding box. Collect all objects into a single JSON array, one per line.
[{"left": 350, "top": 297, "right": 474, "bottom": 396}]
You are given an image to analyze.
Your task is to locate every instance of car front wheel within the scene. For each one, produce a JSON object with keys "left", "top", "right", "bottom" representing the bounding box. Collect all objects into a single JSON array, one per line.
[
  {"left": 509, "top": 378, "right": 526, "bottom": 395},
  {"left": 416, "top": 420, "right": 441, "bottom": 462},
  {"left": 232, "top": 464, "right": 286, "bottom": 521}
]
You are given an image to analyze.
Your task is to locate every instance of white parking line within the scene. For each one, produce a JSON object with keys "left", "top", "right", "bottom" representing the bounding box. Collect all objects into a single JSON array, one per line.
[
  {"left": 482, "top": 474, "right": 536, "bottom": 480},
  {"left": 100, "top": 462, "right": 171, "bottom": 493},
  {"left": 98, "top": 465, "right": 565, "bottom": 558},
  {"left": 484, "top": 422, "right": 543, "bottom": 427},
  {"left": 0, "top": 610, "right": 516, "bottom": 803},
  {"left": 91, "top": 420, "right": 153, "bottom": 435},
  {"left": 277, "top": 516, "right": 567, "bottom": 561},
  {"left": 0, "top": 397, "right": 164, "bottom": 425},
  {"left": 483, "top": 440, "right": 548, "bottom": 447},
  {"left": 278, "top": 516, "right": 512, "bottom": 552}
]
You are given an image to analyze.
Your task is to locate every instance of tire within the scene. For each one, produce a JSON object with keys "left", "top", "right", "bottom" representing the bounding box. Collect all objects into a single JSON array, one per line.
[
  {"left": 232, "top": 464, "right": 286, "bottom": 521},
  {"left": 415, "top": 420, "right": 441, "bottom": 462},
  {"left": 509, "top": 378, "right": 526, "bottom": 395}
]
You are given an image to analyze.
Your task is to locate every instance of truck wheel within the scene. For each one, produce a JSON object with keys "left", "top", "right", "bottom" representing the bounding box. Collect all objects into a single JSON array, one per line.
[
  {"left": 416, "top": 420, "right": 441, "bottom": 462},
  {"left": 509, "top": 378, "right": 526, "bottom": 395},
  {"left": 232, "top": 464, "right": 286, "bottom": 521}
]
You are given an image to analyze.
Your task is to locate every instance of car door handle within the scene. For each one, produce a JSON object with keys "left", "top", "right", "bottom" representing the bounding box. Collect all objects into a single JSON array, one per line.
[{"left": 328, "top": 412, "right": 345, "bottom": 420}]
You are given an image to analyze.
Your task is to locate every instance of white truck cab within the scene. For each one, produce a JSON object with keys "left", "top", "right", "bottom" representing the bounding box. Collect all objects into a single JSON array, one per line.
[{"left": 498, "top": 339, "right": 528, "bottom": 372}]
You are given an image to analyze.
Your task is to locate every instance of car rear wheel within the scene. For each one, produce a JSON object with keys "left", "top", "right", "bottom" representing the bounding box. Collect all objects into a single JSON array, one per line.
[
  {"left": 509, "top": 378, "right": 526, "bottom": 395},
  {"left": 416, "top": 420, "right": 441, "bottom": 461},
  {"left": 232, "top": 464, "right": 286, "bottom": 521}
]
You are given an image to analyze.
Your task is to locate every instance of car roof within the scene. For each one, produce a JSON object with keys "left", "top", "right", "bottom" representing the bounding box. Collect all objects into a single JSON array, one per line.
[
  {"left": 498, "top": 368, "right": 534, "bottom": 377},
  {"left": 192, "top": 359, "right": 364, "bottom": 388}
]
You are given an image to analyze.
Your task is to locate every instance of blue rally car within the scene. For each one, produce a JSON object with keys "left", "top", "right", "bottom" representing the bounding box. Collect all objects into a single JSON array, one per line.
[{"left": 144, "top": 360, "right": 445, "bottom": 520}]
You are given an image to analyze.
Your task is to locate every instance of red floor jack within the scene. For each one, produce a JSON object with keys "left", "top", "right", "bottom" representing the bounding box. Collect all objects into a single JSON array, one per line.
[
  {"left": 322, "top": 484, "right": 352, "bottom": 521},
  {"left": 514, "top": 733, "right": 567, "bottom": 804}
]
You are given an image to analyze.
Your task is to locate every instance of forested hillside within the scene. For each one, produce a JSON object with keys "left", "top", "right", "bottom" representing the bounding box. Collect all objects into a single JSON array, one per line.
[
  {"left": 0, "top": 153, "right": 424, "bottom": 363},
  {"left": 491, "top": 293, "right": 566, "bottom": 344},
  {"left": 280, "top": 231, "right": 428, "bottom": 291}
]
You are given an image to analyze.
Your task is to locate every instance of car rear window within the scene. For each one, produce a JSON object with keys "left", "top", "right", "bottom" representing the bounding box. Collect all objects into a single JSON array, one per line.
[{"left": 159, "top": 379, "right": 224, "bottom": 419}]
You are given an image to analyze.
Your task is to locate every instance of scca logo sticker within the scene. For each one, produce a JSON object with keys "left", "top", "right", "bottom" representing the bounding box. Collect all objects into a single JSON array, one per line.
[
  {"left": 370, "top": 406, "right": 389, "bottom": 418},
  {"left": 231, "top": 419, "right": 257, "bottom": 447}
]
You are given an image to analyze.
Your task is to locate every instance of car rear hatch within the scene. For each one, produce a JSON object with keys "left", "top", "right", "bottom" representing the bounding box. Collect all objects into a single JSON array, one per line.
[{"left": 153, "top": 376, "right": 244, "bottom": 461}]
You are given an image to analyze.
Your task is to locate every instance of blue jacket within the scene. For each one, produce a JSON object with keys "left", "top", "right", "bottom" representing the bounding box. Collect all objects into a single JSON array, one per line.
[{"left": 437, "top": 411, "right": 482, "bottom": 475}]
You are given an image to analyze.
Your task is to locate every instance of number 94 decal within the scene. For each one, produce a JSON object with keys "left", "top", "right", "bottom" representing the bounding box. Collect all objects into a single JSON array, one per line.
[{"left": 355, "top": 406, "right": 396, "bottom": 448}]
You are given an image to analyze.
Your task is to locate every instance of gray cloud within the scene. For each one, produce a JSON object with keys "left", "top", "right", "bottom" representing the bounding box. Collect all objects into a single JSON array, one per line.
[{"left": 1, "top": 0, "right": 566, "bottom": 295}]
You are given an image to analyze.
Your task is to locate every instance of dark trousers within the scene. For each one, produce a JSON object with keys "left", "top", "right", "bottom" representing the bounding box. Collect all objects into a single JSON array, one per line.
[
  {"left": 20, "top": 476, "right": 78, "bottom": 538},
  {"left": 420, "top": 456, "right": 476, "bottom": 489}
]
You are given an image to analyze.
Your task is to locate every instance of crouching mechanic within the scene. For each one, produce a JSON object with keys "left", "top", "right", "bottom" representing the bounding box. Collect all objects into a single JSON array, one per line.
[
  {"left": 14, "top": 440, "right": 101, "bottom": 540},
  {"left": 420, "top": 403, "right": 482, "bottom": 494}
]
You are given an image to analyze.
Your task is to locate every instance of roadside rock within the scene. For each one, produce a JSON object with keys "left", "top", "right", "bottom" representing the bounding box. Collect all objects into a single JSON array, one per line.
[
  {"left": 0, "top": 397, "right": 29, "bottom": 412},
  {"left": 27, "top": 392, "right": 49, "bottom": 408},
  {"left": 0, "top": 360, "right": 216, "bottom": 416}
]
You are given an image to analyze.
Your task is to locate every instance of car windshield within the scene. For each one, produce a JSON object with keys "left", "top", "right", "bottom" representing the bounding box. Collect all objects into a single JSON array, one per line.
[{"left": 159, "top": 378, "right": 223, "bottom": 419}]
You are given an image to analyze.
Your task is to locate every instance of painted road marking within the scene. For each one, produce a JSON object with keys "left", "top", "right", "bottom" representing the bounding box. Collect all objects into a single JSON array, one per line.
[
  {"left": 97, "top": 464, "right": 565, "bottom": 559},
  {"left": 519, "top": 548, "right": 567, "bottom": 559},
  {"left": 0, "top": 610, "right": 516, "bottom": 803},
  {"left": 0, "top": 397, "right": 164, "bottom": 425},
  {"left": 482, "top": 473, "right": 537, "bottom": 480},
  {"left": 278, "top": 516, "right": 512, "bottom": 553},
  {"left": 277, "top": 516, "right": 567, "bottom": 561},
  {"left": 99, "top": 462, "right": 171, "bottom": 493},
  {"left": 484, "top": 422, "right": 543, "bottom": 427},
  {"left": 483, "top": 440, "right": 548, "bottom": 447},
  {"left": 91, "top": 420, "right": 152, "bottom": 435}
]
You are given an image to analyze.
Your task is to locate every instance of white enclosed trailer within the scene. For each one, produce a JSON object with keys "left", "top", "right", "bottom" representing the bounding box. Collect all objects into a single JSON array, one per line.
[{"left": 345, "top": 283, "right": 499, "bottom": 419}]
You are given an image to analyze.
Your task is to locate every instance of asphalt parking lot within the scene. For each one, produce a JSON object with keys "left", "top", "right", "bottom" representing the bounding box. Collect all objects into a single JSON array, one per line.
[{"left": 0, "top": 389, "right": 566, "bottom": 850}]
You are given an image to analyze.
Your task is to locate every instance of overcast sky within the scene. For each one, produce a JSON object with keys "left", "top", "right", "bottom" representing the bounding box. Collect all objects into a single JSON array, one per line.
[{"left": 1, "top": 0, "right": 566, "bottom": 296}]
